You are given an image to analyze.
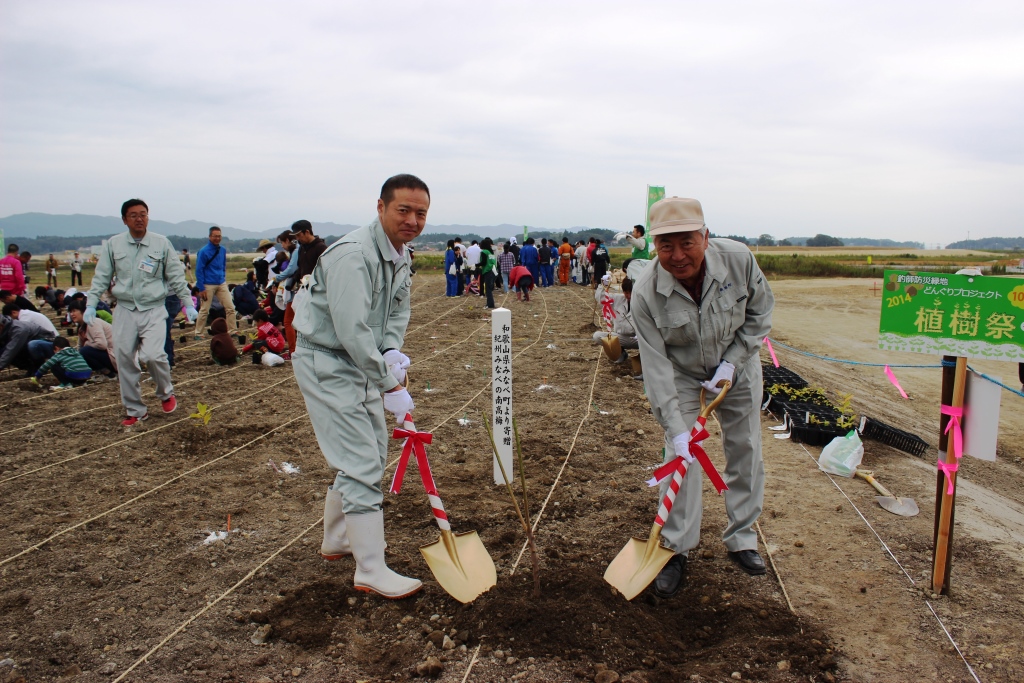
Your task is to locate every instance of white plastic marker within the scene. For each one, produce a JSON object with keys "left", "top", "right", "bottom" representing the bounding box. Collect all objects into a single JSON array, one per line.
[{"left": 491, "top": 307, "right": 513, "bottom": 485}]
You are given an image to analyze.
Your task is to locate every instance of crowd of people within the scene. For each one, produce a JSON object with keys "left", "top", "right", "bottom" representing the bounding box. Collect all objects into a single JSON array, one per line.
[{"left": 440, "top": 234, "right": 617, "bottom": 307}]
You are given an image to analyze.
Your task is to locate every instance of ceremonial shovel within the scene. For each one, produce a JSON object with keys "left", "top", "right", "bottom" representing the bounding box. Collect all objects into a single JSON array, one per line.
[
  {"left": 605, "top": 381, "right": 732, "bottom": 600},
  {"left": 390, "top": 417, "right": 497, "bottom": 603},
  {"left": 855, "top": 469, "right": 919, "bottom": 517}
]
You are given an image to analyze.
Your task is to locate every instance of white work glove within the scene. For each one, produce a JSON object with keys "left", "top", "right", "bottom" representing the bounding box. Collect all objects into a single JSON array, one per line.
[
  {"left": 184, "top": 304, "right": 199, "bottom": 323},
  {"left": 83, "top": 306, "right": 97, "bottom": 325},
  {"left": 383, "top": 349, "right": 411, "bottom": 385},
  {"left": 614, "top": 232, "right": 628, "bottom": 242},
  {"left": 601, "top": 273, "right": 611, "bottom": 286},
  {"left": 700, "top": 360, "right": 735, "bottom": 395},
  {"left": 383, "top": 388, "right": 415, "bottom": 421},
  {"left": 672, "top": 432, "right": 694, "bottom": 463}
]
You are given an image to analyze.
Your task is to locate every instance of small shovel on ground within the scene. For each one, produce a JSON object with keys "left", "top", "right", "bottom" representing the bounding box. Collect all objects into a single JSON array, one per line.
[
  {"left": 605, "top": 381, "right": 732, "bottom": 600},
  {"left": 390, "top": 417, "right": 497, "bottom": 603},
  {"left": 855, "top": 469, "right": 919, "bottom": 517}
]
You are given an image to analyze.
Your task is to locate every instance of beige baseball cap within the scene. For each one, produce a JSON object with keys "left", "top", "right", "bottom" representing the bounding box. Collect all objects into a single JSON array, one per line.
[{"left": 648, "top": 197, "right": 706, "bottom": 236}]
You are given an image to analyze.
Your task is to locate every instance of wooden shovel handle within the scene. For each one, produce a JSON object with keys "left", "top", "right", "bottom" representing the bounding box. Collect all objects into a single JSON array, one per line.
[
  {"left": 699, "top": 380, "right": 732, "bottom": 419},
  {"left": 855, "top": 469, "right": 896, "bottom": 499}
]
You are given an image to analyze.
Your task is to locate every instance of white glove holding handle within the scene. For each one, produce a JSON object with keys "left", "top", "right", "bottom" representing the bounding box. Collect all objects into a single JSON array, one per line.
[
  {"left": 601, "top": 273, "right": 611, "bottom": 286},
  {"left": 700, "top": 360, "right": 735, "bottom": 395},
  {"left": 383, "top": 387, "right": 415, "bottom": 421},
  {"left": 614, "top": 232, "right": 629, "bottom": 242},
  {"left": 383, "top": 349, "right": 411, "bottom": 385},
  {"left": 672, "top": 432, "right": 694, "bottom": 463}
]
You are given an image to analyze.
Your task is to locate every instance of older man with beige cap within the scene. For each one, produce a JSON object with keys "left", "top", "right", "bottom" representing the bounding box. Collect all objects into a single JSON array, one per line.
[{"left": 631, "top": 197, "right": 774, "bottom": 599}]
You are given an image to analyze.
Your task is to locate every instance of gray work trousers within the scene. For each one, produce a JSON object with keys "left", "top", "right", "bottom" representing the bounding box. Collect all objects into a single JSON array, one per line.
[
  {"left": 293, "top": 345, "right": 389, "bottom": 515},
  {"left": 114, "top": 306, "right": 174, "bottom": 418},
  {"left": 658, "top": 357, "right": 764, "bottom": 556}
]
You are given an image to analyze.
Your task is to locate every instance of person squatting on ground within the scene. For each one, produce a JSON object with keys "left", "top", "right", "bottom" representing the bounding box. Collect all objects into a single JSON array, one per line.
[
  {"left": 86, "top": 198, "right": 198, "bottom": 426},
  {"left": 241, "top": 308, "right": 287, "bottom": 356},
  {"left": 32, "top": 336, "right": 92, "bottom": 389},
  {"left": 292, "top": 173, "right": 425, "bottom": 599},
  {"left": 194, "top": 226, "right": 238, "bottom": 340},
  {"left": 632, "top": 196, "right": 775, "bottom": 598},
  {"left": 508, "top": 264, "right": 534, "bottom": 302},
  {"left": 593, "top": 272, "right": 638, "bottom": 362},
  {"left": 0, "top": 290, "right": 38, "bottom": 314},
  {"left": 0, "top": 309, "right": 57, "bottom": 375},
  {"left": 68, "top": 300, "right": 117, "bottom": 378},
  {"left": 209, "top": 318, "right": 239, "bottom": 365}
]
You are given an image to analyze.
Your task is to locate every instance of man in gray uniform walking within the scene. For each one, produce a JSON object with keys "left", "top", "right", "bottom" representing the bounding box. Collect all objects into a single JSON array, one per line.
[
  {"left": 85, "top": 199, "right": 197, "bottom": 426},
  {"left": 631, "top": 197, "right": 774, "bottom": 598},
  {"left": 291, "top": 174, "right": 424, "bottom": 599}
]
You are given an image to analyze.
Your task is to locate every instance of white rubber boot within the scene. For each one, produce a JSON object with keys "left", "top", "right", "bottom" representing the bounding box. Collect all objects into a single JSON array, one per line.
[
  {"left": 320, "top": 486, "right": 351, "bottom": 560},
  {"left": 346, "top": 510, "right": 422, "bottom": 599}
]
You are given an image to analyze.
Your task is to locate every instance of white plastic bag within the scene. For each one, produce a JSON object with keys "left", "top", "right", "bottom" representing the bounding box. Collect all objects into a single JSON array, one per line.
[
  {"left": 261, "top": 352, "right": 285, "bottom": 367},
  {"left": 817, "top": 430, "right": 864, "bottom": 477}
]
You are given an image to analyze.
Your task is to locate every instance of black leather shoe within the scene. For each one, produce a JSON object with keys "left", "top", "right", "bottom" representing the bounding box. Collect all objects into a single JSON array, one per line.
[
  {"left": 652, "top": 554, "right": 687, "bottom": 598},
  {"left": 728, "top": 550, "right": 767, "bottom": 575}
]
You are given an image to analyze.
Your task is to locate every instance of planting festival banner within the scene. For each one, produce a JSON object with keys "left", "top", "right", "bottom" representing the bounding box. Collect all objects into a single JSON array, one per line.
[
  {"left": 645, "top": 185, "right": 665, "bottom": 230},
  {"left": 878, "top": 270, "right": 1024, "bottom": 362}
]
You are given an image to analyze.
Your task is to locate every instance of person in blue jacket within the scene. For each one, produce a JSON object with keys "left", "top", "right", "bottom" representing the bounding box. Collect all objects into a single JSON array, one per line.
[
  {"left": 231, "top": 276, "right": 260, "bottom": 316},
  {"left": 194, "top": 226, "right": 237, "bottom": 339},
  {"left": 519, "top": 237, "right": 540, "bottom": 286},
  {"left": 443, "top": 240, "right": 458, "bottom": 296}
]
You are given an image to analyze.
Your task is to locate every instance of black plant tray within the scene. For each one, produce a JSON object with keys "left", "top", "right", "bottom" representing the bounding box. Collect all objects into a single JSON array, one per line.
[
  {"left": 764, "top": 395, "right": 838, "bottom": 418},
  {"left": 788, "top": 415, "right": 851, "bottom": 447},
  {"left": 859, "top": 417, "right": 929, "bottom": 457},
  {"left": 762, "top": 364, "right": 808, "bottom": 389}
]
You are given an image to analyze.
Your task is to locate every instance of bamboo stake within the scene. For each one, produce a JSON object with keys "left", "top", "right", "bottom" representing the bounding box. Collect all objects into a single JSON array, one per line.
[
  {"left": 512, "top": 418, "right": 530, "bottom": 522},
  {"left": 483, "top": 414, "right": 541, "bottom": 597},
  {"left": 932, "top": 356, "right": 967, "bottom": 594}
]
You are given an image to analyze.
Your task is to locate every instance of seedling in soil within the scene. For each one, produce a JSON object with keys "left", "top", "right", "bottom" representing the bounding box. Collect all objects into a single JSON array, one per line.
[
  {"left": 483, "top": 412, "right": 541, "bottom": 597},
  {"left": 190, "top": 402, "right": 213, "bottom": 426}
]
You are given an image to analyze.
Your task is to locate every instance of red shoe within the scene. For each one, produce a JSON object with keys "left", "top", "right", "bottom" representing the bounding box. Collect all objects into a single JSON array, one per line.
[
  {"left": 162, "top": 395, "right": 177, "bottom": 413},
  {"left": 122, "top": 414, "right": 148, "bottom": 427}
]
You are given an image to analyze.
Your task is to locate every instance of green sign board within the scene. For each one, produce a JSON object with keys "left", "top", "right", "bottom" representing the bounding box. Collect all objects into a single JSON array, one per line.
[
  {"left": 878, "top": 270, "right": 1024, "bottom": 362},
  {"left": 645, "top": 185, "right": 665, "bottom": 230}
]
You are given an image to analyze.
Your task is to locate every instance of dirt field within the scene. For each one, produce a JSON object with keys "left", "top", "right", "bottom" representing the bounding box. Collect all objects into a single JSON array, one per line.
[{"left": 1, "top": 274, "right": 1022, "bottom": 683}]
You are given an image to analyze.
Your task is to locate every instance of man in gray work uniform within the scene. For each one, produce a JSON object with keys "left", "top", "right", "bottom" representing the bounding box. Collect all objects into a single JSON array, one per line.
[
  {"left": 85, "top": 199, "right": 198, "bottom": 426},
  {"left": 291, "top": 174, "right": 424, "bottom": 599},
  {"left": 631, "top": 197, "right": 774, "bottom": 598}
]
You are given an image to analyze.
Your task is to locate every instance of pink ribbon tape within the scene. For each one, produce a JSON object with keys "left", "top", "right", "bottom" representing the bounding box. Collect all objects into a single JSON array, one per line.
[
  {"left": 764, "top": 337, "right": 780, "bottom": 368},
  {"left": 884, "top": 365, "right": 909, "bottom": 399},
  {"left": 937, "top": 458, "right": 958, "bottom": 496},
  {"left": 940, "top": 405, "right": 964, "bottom": 461}
]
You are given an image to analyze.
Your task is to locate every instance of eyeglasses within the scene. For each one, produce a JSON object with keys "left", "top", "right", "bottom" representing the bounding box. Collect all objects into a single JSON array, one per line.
[{"left": 126, "top": 212, "right": 148, "bottom": 220}]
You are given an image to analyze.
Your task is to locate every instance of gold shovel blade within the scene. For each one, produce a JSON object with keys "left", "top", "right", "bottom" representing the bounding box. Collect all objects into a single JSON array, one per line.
[
  {"left": 604, "top": 529, "right": 675, "bottom": 601},
  {"left": 599, "top": 335, "right": 622, "bottom": 362},
  {"left": 420, "top": 529, "right": 497, "bottom": 604}
]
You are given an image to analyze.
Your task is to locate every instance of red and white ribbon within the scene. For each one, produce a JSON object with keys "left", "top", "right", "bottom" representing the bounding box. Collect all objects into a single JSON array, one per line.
[
  {"left": 389, "top": 415, "right": 450, "bottom": 532},
  {"left": 601, "top": 295, "right": 616, "bottom": 330},
  {"left": 646, "top": 417, "right": 729, "bottom": 496}
]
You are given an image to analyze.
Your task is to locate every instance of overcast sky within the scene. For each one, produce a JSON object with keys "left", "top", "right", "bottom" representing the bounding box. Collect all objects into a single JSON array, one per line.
[{"left": 2, "top": 1, "right": 1023, "bottom": 243}]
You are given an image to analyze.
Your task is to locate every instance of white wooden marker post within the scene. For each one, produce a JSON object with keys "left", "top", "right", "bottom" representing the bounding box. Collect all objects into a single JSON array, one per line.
[{"left": 491, "top": 307, "right": 513, "bottom": 485}]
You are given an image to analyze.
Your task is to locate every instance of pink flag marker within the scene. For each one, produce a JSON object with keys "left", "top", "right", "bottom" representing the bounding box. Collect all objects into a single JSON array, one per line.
[
  {"left": 884, "top": 365, "right": 909, "bottom": 399},
  {"left": 764, "top": 337, "right": 780, "bottom": 367}
]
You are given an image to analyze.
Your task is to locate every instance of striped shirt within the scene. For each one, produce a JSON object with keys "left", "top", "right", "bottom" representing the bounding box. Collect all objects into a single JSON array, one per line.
[{"left": 36, "top": 347, "right": 92, "bottom": 377}]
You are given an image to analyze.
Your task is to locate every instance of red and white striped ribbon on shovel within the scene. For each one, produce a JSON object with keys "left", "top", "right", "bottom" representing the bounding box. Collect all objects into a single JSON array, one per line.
[
  {"left": 389, "top": 414, "right": 451, "bottom": 532},
  {"left": 645, "top": 416, "right": 729, "bottom": 496}
]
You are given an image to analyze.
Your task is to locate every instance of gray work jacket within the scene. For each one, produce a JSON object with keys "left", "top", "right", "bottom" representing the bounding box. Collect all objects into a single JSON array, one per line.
[
  {"left": 87, "top": 231, "right": 191, "bottom": 312},
  {"left": 291, "top": 219, "right": 411, "bottom": 393},
  {"left": 632, "top": 238, "right": 774, "bottom": 438}
]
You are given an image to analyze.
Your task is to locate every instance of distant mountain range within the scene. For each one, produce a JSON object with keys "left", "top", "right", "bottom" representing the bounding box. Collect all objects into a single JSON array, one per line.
[
  {"left": 0, "top": 212, "right": 358, "bottom": 241},
  {"left": 945, "top": 237, "right": 1024, "bottom": 251}
]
